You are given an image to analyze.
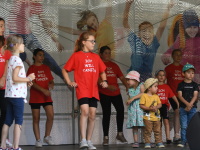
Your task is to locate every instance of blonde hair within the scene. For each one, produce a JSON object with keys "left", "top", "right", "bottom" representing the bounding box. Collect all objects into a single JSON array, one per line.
[
  {"left": 139, "top": 21, "right": 153, "bottom": 31},
  {"left": 74, "top": 31, "right": 94, "bottom": 52},
  {"left": 77, "top": 10, "right": 98, "bottom": 30}
]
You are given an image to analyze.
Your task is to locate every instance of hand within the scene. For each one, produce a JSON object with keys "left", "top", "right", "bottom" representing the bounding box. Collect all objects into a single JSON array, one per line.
[
  {"left": 168, "top": 0, "right": 175, "bottom": 9},
  {"left": 49, "top": 83, "right": 54, "bottom": 90},
  {"left": 150, "top": 106, "right": 158, "bottom": 112},
  {"left": 27, "top": 81, "right": 33, "bottom": 87},
  {"left": 55, "top": 41, "right": 64, "bottom": 52},
  {"left": 100, "top": 81, "right": 108, "bottom": 88},
  {"left": 108, "top": 85, "right": 117, "bottom": 91},
  {"left": 28, "top": 73, "right": 35, "bottom": 81},
  {"left": 161, "top": 54, "right": 171, "bottom": 65},
  {"left": 42, "top": 89, "right": 51, "bottom": 97},
  {"left": 68, "top": 81, "right": 78, "bottom": 88},
  {"left": 126, "top": 99, "right": 133, "bottom": 105},
  {"left": 185, "top": 106, "right": 191, "bottom": 112},
  {"left": 0, "top": 77, "right": 6, "bottom": 88}
]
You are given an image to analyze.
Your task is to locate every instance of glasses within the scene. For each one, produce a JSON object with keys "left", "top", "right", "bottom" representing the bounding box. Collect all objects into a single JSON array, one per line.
[{"left": 86, "top": 40, "right": 96, "bottom": 44}]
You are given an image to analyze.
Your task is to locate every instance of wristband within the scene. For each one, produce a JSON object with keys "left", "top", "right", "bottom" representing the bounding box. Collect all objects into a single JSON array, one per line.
[
  {"left": 27, "top": 76, "right": 32, "bottom": 82},
  {"left": 103, "top": 80, "right": 108, "bottom": 83}
]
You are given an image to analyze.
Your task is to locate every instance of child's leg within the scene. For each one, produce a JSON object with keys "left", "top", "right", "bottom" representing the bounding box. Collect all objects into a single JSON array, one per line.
[
  {"left": 132, "top": 127, "right": 138, "bottom": 142},
  {"left": 79, "top": 104, "right": 89, "bottom": 140},
  {"left": 43, "top": 104, "right": 54, "bottom": 137},
  {"left": 86, "top": 107, "right": 96, "bottom": 141},
  {"left": 143, "top": 120, "right": 153, "bottom": 144},
  {"left": 31, "top": 109, "right": 41, "bottom": 140},
  {"left": 174, "top": 108, "right": 180, "bottom": 138},
  {"left": 153, "top": 121, "right": 162, "bottom": 144},
  {"left": 1, "top": 124, "right": 9, "bottom": 148},
  {"left": 187, "top": 108, "right": 196, "bottom": 125},
  {"left": 179, "top": 107, "right": 187, "bottom": 144},
  {"left": 163, "top": 119, "right": 171, "bottom": 140}
]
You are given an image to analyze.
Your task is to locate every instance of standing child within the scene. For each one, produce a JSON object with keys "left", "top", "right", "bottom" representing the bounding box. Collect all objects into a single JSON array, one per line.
[
  {"left": 27, "top": 48, "right": 55, "bottom": 147},
  {"left": 62, "top": 31, "right": 108, "bottom": 149},
  {"left": 0, "top": 35, "right": 35, "bottom": 150},
  {"left": 140, "top": 78, "right": 164, "bottom": 148},
  {"left": 123, "top": 0, "right": 173, "bottom": 81},
  {"left": 177, "top": 63, "right": 199, "bottom": 148},
  {"left": 155, "top": 70, "right": 179, "bottom": 144},
  {"left": 125, "top": 71, "right": 144, "bottom": 148},
  {"left": 165, "top": 49, "right": 183, "bottom": 143}
]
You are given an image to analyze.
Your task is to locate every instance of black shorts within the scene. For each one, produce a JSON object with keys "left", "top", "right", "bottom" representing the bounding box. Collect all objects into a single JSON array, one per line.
[
  {"left": 30, "top": 102, "right": 53, "bottom": 109},
  {"left": 169, "top": 98, "right": 178, "bottom": 110},
  {"left": 78, "top": 97, "right": 98, "bottom": 108},
  {"left": 159, "top": 104, "right": 169, "bottom": 120}
]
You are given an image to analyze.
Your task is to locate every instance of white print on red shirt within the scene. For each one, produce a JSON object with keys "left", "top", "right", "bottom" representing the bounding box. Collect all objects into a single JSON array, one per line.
[
  {"left": 174, "top": 70, "right": 184, "bottom": 80},
  {"left": 36, "top": 70, "right": 48, "bottom": 81},
  {"left": 83, "top": 59, "right": 96, "bottom": 72},
  {"left": 157, "top": 89, "right": 167, "bottom": 101},
  {"left": 106, "top": 67, "right": 116, "bottom": 77}
]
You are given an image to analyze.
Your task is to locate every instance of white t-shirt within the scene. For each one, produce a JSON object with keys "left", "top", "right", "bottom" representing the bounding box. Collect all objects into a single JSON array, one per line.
[{"left": 5, "top": 56, "right": 27, "bottom": 98}]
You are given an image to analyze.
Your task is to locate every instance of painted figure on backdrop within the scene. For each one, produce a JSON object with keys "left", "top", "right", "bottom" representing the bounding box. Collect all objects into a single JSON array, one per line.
[
  {"left": 58, "top": 2, "right": 116, "bottom": 57},
  {"left": 8, "top": 0, "right": 64, "bottom": 79},
  {"left": 123, "top": 0, "right": 174, "bottom": 82},
  {"left": 161, "top": 9, "right": 200, "bottom": 83}
]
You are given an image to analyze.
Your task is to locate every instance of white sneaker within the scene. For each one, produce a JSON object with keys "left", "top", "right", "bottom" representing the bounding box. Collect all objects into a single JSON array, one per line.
[
  {"left": 87, "top": 141, "right": 96, "bottom": 150},
  {"left": 43, "top": 136, "right": 55, "bottom": 145},
  {"left": 79, "top": 139, "right": 88, "bottom": 149},
  {"left": 35, "top": 139, "right": 43, "bottom": 147},
  {"left": 6, "top": 139, "right": 12, "bottom": 148}
]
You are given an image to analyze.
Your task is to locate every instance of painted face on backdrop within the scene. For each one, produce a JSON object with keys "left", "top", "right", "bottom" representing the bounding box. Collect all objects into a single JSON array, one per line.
[
  {"left": 185, "top": 26, "right": 199, "bottom": 38},
  {"left": 0, "top": 20, "right": 5, "bottom": 36},
  {"left": 139, "top": 24, "right": 154, "bottom": 46},
  {"left": 86, "top": 16, "right": 99, "bottom": 31}
]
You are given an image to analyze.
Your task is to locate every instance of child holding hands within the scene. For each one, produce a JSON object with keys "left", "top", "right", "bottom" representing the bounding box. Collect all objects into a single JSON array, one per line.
[{"left": 126, "top": 71, "right": 144, "bottom": 148}]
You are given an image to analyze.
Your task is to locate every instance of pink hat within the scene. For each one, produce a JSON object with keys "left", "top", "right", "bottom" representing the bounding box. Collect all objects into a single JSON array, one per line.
[{"left": 126, "top": 71, "right": 140, "bottom": 82}]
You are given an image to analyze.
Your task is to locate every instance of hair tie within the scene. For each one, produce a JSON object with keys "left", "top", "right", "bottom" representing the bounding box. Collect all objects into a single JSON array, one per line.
[{"left": 10, "top": 43, "right": 14, "bottom": 47}]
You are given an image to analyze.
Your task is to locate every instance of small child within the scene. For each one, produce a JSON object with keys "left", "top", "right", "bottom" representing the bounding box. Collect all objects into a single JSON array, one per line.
[
  {"left": 165, "top": 49, "right": 183, "bottom": 143},
  {"left": 125, "top": 71, "right": 145, "bottom": 148},
  {"left": 27, "top": 48, "right": 55, "bottom": 147},
  {"left": 0, "top": 35, "right": 35, "bottom": 150},
  {"left": 140, "top": 78, "right": 164, "bottom": 148},
  {"left": 177, "top": 63, "right": 199, "bottom": 148},
  {"left": 155, "top": 70, "right": 179, "bottom": 144}
]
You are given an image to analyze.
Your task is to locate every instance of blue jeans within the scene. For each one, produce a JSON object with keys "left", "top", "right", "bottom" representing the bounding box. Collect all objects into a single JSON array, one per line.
[
  {"left": 10, "top": 32, "right": 63, "bottom": 79},
  {"left": 4, "top": 98, "right": 24, "bottom": 126},
  {"left": 179, "top": 107, "right": 196, "bottom": 143}
]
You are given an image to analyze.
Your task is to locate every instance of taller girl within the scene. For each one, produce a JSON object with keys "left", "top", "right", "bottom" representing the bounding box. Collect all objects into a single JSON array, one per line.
[
  {"left": 62, "top": 32, "right": 108, "bottom": 150},
  {"left": 0, "top": 35, "right": 35, "bottom": 150}
]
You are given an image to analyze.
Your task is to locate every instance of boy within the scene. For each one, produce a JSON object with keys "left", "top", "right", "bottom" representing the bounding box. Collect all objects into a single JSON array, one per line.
[
  {"left": 140, "top": 78, "right": 164, "bottom": 148},
  {"left": 177, "top": 63, "right": 199, "bottom": 147},
  {"left": 165, "top": 49, "right": 183, "bottom": 143}
]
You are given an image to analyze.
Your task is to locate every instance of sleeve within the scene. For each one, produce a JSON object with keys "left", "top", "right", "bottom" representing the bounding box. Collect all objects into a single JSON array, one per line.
[
  {"left": 194, "top": 82, "right": 199, "bottom": 92},
  {"left": 115, "top": 63, "right": 123, "bottom": 78},
  {"left": 4, "top": 50, "right": 12, "bottom": 60},
  {"left": 153, "top": 36, "right": 160, "bottom": 50},
  {"left": 12, "top": 57, "right": 23, "bottom": 70},
  {"left": 167, "top": 85, "right": 175, "bottom": 98},
  {"left": 46, "top": 66, "right": 54, "bottom": 81},
  {"left": 140, "top": 94, "right": 146, "bottom": 105},
  {"left": 156, "top": 95, "right": 161, "bottom": 104},
  {"left": 63, "top": 53, "right": 75, "bottom": 72},
  {"left": 177, "top": 82, "right": 182, "bottom": 92},
  {"left": 127, "top": 32, "right": 137, "bottom": 44}
]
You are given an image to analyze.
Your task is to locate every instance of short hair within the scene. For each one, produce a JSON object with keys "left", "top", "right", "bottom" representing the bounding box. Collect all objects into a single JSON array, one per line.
[
  {"left": 99, "top": 46, "right": 111, "bottom": 54},
  {"left": 171, "top": 49, "right": 182, "bottom": 56},
  {"left": 139, "top": 21, "right": 153, "bottom": 31}
]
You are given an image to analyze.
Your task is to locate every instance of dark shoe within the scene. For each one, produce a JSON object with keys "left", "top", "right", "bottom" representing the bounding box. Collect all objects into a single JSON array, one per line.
[
  {"left": 116, "top": 132, "right": 128, "bottom": 144},
  {"left": 173, "top": 137, "right": 181, "bottom": 144},
  {"left": 103, "top": 136, "right": 109, "bottom": 146},
  {"left": 166, "top": 139, "right": 172, "bottom": 144}
]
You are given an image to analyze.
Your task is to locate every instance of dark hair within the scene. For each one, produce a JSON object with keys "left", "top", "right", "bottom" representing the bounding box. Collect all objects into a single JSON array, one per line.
[
  {"left": 99, "top": 46, "right": 111, "bottom": 54},
  {"left": 0, "top": 17, "right": 5, "bottom": 23},
  {"left": 0, "top": 36, "right": 5, "bottom": 48},
  {"left": 74, "top": 31, "right": 94, "bottom": 52},
  {"left": 171, "top": 49, "right": 182, "bottom": 56},
  {"left": 155, "top": 69, "right": 165, "bottom": 77},
  {"left": 33, "top": 48, "right": 44, "bottom": 63}
]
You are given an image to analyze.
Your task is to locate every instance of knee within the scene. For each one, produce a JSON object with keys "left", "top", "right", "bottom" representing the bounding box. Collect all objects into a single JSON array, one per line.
[
  {"left": 81, "top": 110, "right": 89, "bottom": 118},
  {"left": 33, "top": 116, "right": 40, "bottom": 124},
  {"left": 47, "top": 113, "right": 54, "bottom": 121},
  {"left": 88, "top": 112, "right": 96, "bottom": 121}
]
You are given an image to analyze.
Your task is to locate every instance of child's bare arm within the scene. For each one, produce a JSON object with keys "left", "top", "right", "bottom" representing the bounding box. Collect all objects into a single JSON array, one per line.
[
  {"left": 0, "top": 60, "right": 8, "bottom": 88},
  {"left": 140, "top": 104, "right": 153, "bottom": 111},
  {"left": 13, "top": 67, "right": 35, "bottom": 83},
  {"left": 189, "top": 91, "right": 198, "bottom": 106},
  {"left": 178, "top": 91, "right": 192, "bottom": 108},
  {"left": 123, "top": 0, "right": 134, "bottom": 30},
  {"left": 62, "top": 68, "right": 77, "bottom": 87},
  {"left": 49, "top": 80, "right": 54, "bottom": 90},
  {"left": 156, "top": 0, "right": 174, "bottom": 41},
  {"left": 32, "top": 81, "right": 51, "bottom": 96}
]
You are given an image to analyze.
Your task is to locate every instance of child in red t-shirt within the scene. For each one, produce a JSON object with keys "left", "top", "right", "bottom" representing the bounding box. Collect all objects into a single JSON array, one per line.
[
  {"left": 155, "top": 70, "right": 179, "bottom": 144},
  {"left": 165, "top": 49, "right": 183, "bottom": 143},
  {"left": 62, "top": 32, "right": 108, "bottom": 149},
  {"left": 27, "top": 48, "right": 54, "bottom": 147}
]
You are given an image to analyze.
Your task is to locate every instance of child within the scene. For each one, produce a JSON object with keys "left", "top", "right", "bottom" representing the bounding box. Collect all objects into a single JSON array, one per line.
[
  {"left": 125, "top": 71, "right": 144, "bottom": 148},
  {"left": 123, "top": 0, "right": 173, "bottom": 81},
  {"left": 62, "top": 31, "right": 108, "bottom": 149},
  {"left": 165, "top": 49, "right": 183, "bottom": 143},
  {"left": 162, "top": 9, "right": 200, "bottom": 82},
  {"left": 99, "top": 46, "right": 128, "bottom": 145},
  {"left": 177, "top": 63, "right": 199, "bottom": 148},
  {"left": 140, "top": 78, "right": 164, "bottom": 148},
  {"left": 0, "top": 35, "right": 35, "bottom": 150},
  {"left": 155, "top": 70, "right": 179, "bottom": 144},
  {"left": 27, "top": 48, "right": 55, "bottom": 147}
]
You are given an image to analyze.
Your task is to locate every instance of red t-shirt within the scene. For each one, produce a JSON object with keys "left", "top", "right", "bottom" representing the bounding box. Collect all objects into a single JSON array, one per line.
[
  {"left": 63, "top": 51, "right": 106, "bottom": 100},
  {"left": 27, "top": 64, "right": 54, "bottom": 103},
  {"left": 157, "top": 84, "right": 175, "bottom": 109},
  {"left": 99, "top": 61, "right": 123, "bottom": 96},
  {"left": 0, "top": 50, "right": 12, "bottom": 90},
  {"left": 165, "top": 64, "right": 184, "bottom": 96}
]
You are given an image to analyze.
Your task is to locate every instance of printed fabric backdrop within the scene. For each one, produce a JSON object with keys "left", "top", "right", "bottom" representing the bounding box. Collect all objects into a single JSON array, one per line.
[{"left": 0, "top": 0, "right": 200, "bottom": 145}]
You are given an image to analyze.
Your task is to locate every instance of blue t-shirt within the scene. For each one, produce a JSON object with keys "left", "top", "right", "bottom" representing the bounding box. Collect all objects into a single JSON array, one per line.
[{"left": 128, "top": 32, "right": 160, "bottom": 81}]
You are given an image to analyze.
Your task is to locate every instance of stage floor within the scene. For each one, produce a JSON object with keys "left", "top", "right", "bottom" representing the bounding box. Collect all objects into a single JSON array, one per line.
[{"left": 21, "top": 144, "right": 190, "bottom": 150}]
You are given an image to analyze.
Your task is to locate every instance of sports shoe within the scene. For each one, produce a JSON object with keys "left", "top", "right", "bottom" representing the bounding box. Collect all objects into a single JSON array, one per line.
[
  {"left": 87, "top": 141, "right": 96, "bottom": 150},
  {"left": 0, "top": 148, "right": 9, "bottom": 150},
  {"left": 6, "top": 139, "right": 12, "bottom": 148},
  {"left": 11, "top": 148, "right": 23, "bottom": 150},
  {"left": 43, "top": 136, "right": 54, "bottom": 145},
  {"left": 173, "top": 137, "right": 181, "bottom": 144},
  {"left": 102, "top": 136, "right": 109, "bottom": 146},
  {"left": 156, "top": 142, "right": 165, "bottom": 148},
  {"left": 79, "top": 139, "right": 88, "bottom": 149},
  {"left": 144, "top": 143, "right": 151, "bottom": 148},
  {"left": 132, "top": 142, "right": 139, "bottom": 148},
  {"left": 177, "top": 141, "right": 186, "bottom": 148},
  {"left": 166, "top": 139, "right": 172, "bottom": 144},
  {"left": 35, "top": 139, "right": 43, "bottom": 147},
  {"left": 116, "top": 132, "right": 128, "bottom": 144}
]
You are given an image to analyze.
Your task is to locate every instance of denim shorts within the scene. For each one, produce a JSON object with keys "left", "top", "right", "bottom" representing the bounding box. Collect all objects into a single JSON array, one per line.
[{"left": 4, "top": 98, "right": 24, "bottom": 126}]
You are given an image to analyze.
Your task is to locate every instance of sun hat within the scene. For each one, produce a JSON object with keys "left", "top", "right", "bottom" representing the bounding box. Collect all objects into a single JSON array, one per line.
[
  {"left": 182, "top": 63, "right": 195, "bottom": 72},
  {"left": 144, "top": 78, "right": 158, "bottom": 91},
  {"left": 126, "top": 71, "right": 140, "bottom": 82},
  {"left": 183, "top": 9, "right": 199, "bottom": 29}
]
